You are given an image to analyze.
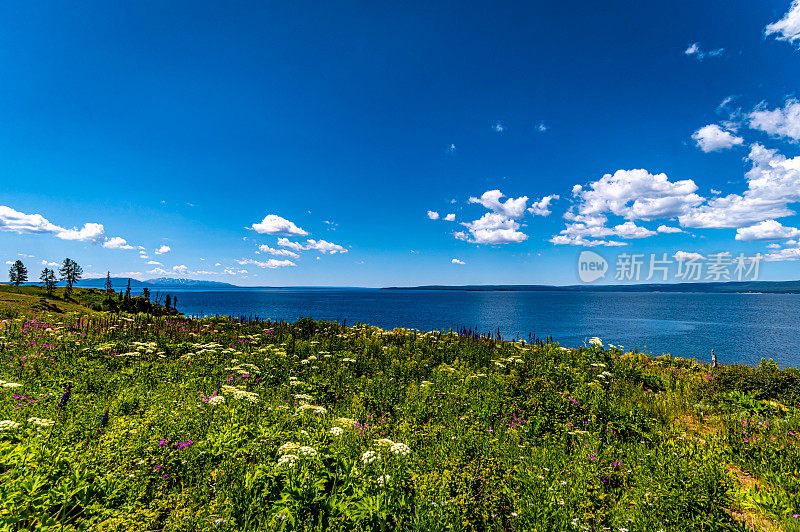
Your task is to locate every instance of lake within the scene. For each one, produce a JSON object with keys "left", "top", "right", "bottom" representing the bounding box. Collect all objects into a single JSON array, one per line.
[{"left": 148, "top": 288, "right": 800, "bottom": 368}]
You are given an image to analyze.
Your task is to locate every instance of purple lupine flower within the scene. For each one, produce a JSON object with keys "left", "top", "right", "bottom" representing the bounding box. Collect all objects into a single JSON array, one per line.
[
  {"left": 56, "top": 382, "right": 72, "bottom": 411},
  {"left": 100, "top": 408, "right": 109, "bottom": 428}
]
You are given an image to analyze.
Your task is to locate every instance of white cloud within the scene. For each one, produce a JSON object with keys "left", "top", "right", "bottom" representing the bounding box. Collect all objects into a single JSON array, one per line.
[
  {"left": 102, "top": 237, "right": 135, "bottom": 250},
  {"left": 571, "top": 169, "right": 703, "bottom": 221},
  {"left": 304, "top": 239, "right": 348, "bottom": 254},
  {"left": 656, "top": 225, "right": 684, "bottom": 234},
  {"left": 258, "top": 244, "right": 300, "bottom": 258},
  {"left": 457, "top": 212, "right": 528, "bottom": 244},
  {"left": 767, "top": 243, "right": 782, "bottom": 249},
  {"left": 764, "top": 246, "right": 800, "bottom": 261},
  {"left": 680, "top": 144, "right": 800, "bottom": 228},
  {"left": 469, "top": 190, "right": 529, "bottom": 218},
  {"left": 5, "top": 260, "right": 14, "bottom": 265},
  {"left": 146, "top": 260, "right": 162, "bottom": 265},
  {"left": 451, "top": 258, "right": 465, "bottom": 265},
  {"left": 147, "top": 267, "right": 170, "bottom": 275},
  {"left": 691, "top": 124, "right": 744, "bottom": 152},
  {"left": 536, "top": 121, "right": 548, "bottom": 132},
  {"left": 274, "top": 238, "right": 347, "bottom": 254},
  {"left": 493, "top": 121, "right": 504, "bottom": 132},
  {"left": 612, "top": 221, "right": 657, "bottom": 239},
  {"left": 427, "top": 210, "right": 440, "bottom": 220},
  {"left": 40, "top": 260, "right": 58, "bottom": 267},
  {"left": 674, "top": 251, "right": 705, "bottom": 261},
  {"left": 528, "top": 195, "right": 560, "bottom": 216},
  {"left": 277, "top": 237, "right": 305, "bottom": 251},
  {"left": 444, "top": 213, "right": 456, "bottom": 221},
  {"left": 684, "top": 43, "right": 724, "bottom": 60},
  {"left": 710, "top": 189, "right": 721, "bottom": 195},
  {"left": 172, "top": 265, "right": 189, "bottom": 275},
  {"left": 236, "top": 258, "right": 296, "bottom": 269},
  {"left": 765, "top": 0, "right": 800, "bottom": 46},
  {"left": 0, "top": 205, "right": 138, "bottom": 248},
  {"left": 748, "top": 99, "right": 800, "bottom": 141},
  {"left": 154, "top": 245, "right": 171, "bottom": 255},
  {"left": 251, "top": 214, "right": 309, "bottom": 236},
  {"left": 735, "top": 219, "right": 800, "bottom": 241},
  {"left": 549, "top": 234, "right": 627, "bottom": 247}
]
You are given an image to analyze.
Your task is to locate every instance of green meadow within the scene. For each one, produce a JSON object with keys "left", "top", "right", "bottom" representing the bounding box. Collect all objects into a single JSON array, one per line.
[{"left": 0, "top": 295, "right": 798, "bottom": 531}]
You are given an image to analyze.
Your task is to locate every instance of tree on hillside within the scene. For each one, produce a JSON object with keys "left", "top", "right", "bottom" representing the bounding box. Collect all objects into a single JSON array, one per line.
[
  {"left": 59, "top": 258, "right": 83, "bottom": 298},
  {"left": 40, "top": 268, "right": 57, "bottom": 296},
  {"left": 8, "top": 260, "right": 28, "bottom": 290},
  {"left": 124, "top": 279, "right": 132, "bottom": 301},
  {"left": 164, "top": 294, "right": 171, "bottom": 310},
  {"left": 142, "top": 287, "right": 151, "bottom": 301},
  {"left": 104, "top": 272, "right": 113, "bottom": 296}
]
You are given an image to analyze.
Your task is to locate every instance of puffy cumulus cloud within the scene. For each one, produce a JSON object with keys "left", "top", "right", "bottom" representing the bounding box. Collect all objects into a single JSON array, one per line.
[
  {"left": 172, "top": 265, "right": 190, "bottom": 275},
  {"left": 451, "top": 258, "right": 465, "bottom": 265},
  {"left": 427, "top": 210, "right": 440, "bottom": 220},
  {"left": 612, "top": 221, "right": 657, "bottom": 239},
  {"left": 258, "top": 244, "right": 300, "bottom": 258},
  {"left": 277, "top": 237, "right": 304, "bottom": 251},
  {"left": 764, "top": 247, "right": 800, "bottom": 261},
  {"left": 550, "top": 218, "right": 654, "bottom": 246},
  {"left": 657, "top": 225, "right": 684, "bottom": 234},
  {"left": 528, "top": 195, "right": 560, "bottom": 216},
  {"left": 455, "top": 212, "right": 528, "bottom": 244},
  {"left": 274, "top": 238, "right": 348, "bottom": 254},
  {"left": 735, "top": 219, "right": 800, "bottom": 241},
  {"left": 684, "top": 42, "right": 724, "bottom": 60},
  {"left": 765, "top": 0, "right": 800, "bottom": 46},
  {"left": 549, "top": 234, "right": 627, "bottom": 247},
  {"left": 679, "top": 144, "right": 800, "bottom": 228},
  {"left": 236, "top": 258, "right": 296, "bottom": 269},
  {"left": 154, "top": 245, "right": 171, "bottom": 255},
  {"left": 40, "top": 260, "right": 58, "bottom": 267},
  {"left": 673, "top": 251, "right": 705, "bottom": 261},
  {"left": 304, "top": 239, "right": 348, "bottom": 254},
  {"left": 748, "top": 99, "right": 800, "bottom": 141},
  {"left": 251, "top": 214, "right": 309, "bottom": 236},
  {"left": 145, "top": 260, "right": 162, "bottom": 265},
  {"left": 444, "top": 213, "right": 456, "bottom": 221},
  {"left": 469, "top": 190, "right": 529, "bottom": 219},
  {"left": 102, "top": 237, "right": 135, "bottom": 250},
  {"left": 0, "top": 205, "right": 134, "bottom": 247},
  {"left": 691, "top": 124, "right": 744, "bottom": 152},
  {"left": 571, "top": 169, "right": 703, "bottom": 221}
]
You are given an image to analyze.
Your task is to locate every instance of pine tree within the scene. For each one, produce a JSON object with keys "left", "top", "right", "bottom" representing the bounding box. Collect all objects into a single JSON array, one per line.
[
  {"left": 59, "top": 258, "right": 83, "bottom": 298},
  {"left": 40, "top": 268, "right": 57, "bottom": 296},
  {"left": 104, "top": 272, "right": 113, "bottom": 296},
  {"left": 142, "top": 287, "right": 151, "bottom": 301},
  {"left": 164, "top": 294, "right": 172, "bottom": 310},
  {"left": 8, "top": 260, "right": 28, "bottom": 290},
  {"left": 124, "top": 279, "right": 132, "bottom": 300}
]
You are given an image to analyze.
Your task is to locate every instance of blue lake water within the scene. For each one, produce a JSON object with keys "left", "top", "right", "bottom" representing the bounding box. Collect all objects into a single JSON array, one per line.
[{"left": 151, "top": 288, "right": 800, "bottom": 368}]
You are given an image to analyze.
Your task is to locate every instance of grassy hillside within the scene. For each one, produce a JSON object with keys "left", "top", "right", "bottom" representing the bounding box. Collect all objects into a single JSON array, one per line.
[
  {"left": 0, "top": 311, "right": 798, "bottom": 531},
  {"left": 0, "top": 284, "right": 106, "bottom": 317}
]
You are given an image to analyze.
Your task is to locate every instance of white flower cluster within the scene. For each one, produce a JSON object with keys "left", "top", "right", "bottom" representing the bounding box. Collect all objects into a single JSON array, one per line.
[
  {"left": 207, "top": 395, "right": 226, "bottom": 406},
  {"left": 278, "top": 442, "right": 300, "bottom": 455},
  {"left": 361, "top": 450, "right": 380, "bottom": 465},
  {"left": 27, "top": 417, "right": 55, "bottom": 428},
  {"left": 335, "top": 417, "right": 357, "bottom": 427},
  {"left": 299, "top": 446, "right": 317, "bottom": 457},
  {"left": 299, "top": 404, "right": 327, "bottom": 415},
  {"left": 293, "top": 393, "right": 314, "bottom": 404},
  {"left": 0, "top": 380, "right": 22, "bottom": 388},
  {"left": 589, "top": 337, "right": 603, "bottom": 347},
  {"left": 0, "top": 420, "right": 20, "bottom": 431},
  {"left": 277, "top": 454, "right": 298, "bottom": 468},
  {"left": 221, "top": 385, "right": 259, "bottom": 403},
  {"left": 330, "top": 426, "right": 344, "bottom": 436},
  {"left": 390, "top": 442, "right": 411, "bottom": 456},
  {"left": 376, "top": 474, "right": 391, "bottom": 487}
]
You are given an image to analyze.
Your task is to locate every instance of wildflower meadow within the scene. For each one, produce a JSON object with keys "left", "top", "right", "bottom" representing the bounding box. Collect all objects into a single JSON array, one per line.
[{"left": 0, "top": 309, "right": 799, "bottom": 531}]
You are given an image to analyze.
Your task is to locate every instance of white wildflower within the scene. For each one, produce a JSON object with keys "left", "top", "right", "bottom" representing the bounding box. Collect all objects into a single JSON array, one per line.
[
  {"left": 330, "top": 426, "right": 344, "bottom": 436},
  {"left": 390, "top": 442, "right": 411, "bottom": 456}
]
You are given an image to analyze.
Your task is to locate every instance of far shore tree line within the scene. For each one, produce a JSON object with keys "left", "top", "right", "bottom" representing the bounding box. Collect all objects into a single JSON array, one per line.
[{"left": 7, "top": 258, "right": 179, "bottom": 315}]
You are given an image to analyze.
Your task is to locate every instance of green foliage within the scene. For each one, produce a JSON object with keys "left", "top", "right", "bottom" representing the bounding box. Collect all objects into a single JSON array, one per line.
[{"left": 0, "top": 313, "right": 794, "bottom": 530}]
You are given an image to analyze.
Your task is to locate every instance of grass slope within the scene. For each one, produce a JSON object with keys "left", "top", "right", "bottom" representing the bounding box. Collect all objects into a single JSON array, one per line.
[{"left": 0, "top": 311, "right": 798, "bottom": 531}]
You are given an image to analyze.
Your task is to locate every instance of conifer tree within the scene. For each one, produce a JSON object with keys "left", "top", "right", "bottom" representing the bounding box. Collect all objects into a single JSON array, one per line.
[
  {"left": 40, "top": 268, "right": 57, "bottom": 296},
  {"left": 59, "top": 258, "right": 83, "bottom": 298},
  {"left": 104, "top": 272, "right": 113, "bottom": 296},
  {"left": 9, "top": 260, "right": 28, "bottom": 290}
]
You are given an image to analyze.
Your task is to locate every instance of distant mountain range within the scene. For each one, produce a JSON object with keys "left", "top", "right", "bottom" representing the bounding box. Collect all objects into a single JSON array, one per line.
[
  {"left": 76, "top": 277, "right": 237, "bottom": 288},
  {"left": 383, "top": 280, "right": 800, "bottom": 294}
]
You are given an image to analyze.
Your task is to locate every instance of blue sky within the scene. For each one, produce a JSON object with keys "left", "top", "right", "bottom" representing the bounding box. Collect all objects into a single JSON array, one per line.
[{"left": 2, "top": 0, "right": 800, "bottom": 286}]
